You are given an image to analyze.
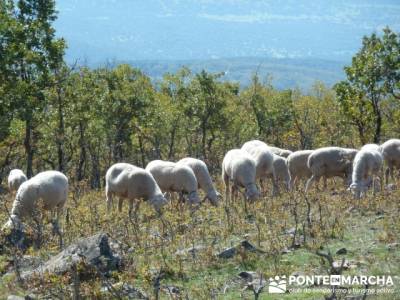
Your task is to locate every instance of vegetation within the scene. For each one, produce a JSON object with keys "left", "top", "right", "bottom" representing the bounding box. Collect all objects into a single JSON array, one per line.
[{"left": 0, "top": 1, "right": 399, "bottom": 299}]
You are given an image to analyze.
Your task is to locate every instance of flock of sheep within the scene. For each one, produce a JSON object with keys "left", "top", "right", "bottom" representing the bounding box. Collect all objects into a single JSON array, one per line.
[{"left": 2, "top": 138, "right": 400, "bottom": 233}]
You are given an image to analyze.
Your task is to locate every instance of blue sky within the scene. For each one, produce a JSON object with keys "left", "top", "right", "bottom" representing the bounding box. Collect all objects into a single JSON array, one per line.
[{"left": 54, "top": 0, "right": 400, "bottom": 62}]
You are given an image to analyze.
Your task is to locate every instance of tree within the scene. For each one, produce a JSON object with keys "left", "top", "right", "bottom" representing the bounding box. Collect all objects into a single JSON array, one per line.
[
  {"left": 0, "top": 0, "right": 65, "bottom": 177},
  {"left": 335, "top": 27, "right": 400, "bottom": 143}
]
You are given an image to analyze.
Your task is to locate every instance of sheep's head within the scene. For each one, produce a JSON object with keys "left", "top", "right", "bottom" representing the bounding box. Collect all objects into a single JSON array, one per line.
[
  {"left": 348, "top": 182, "right": 367, "bottom": 199},
  {"left": 2, "top": 214, "right": 23, "bottom": 231},
  {"left": 205, "top": 190, "right": 221, "bottom": 206},
  {"left": 150, "top": 193, "right": 169, "bottom": 213},
  {"left": 245, "top": 183, "right": 260, "bottom": 201},
  {"left": 188, "top": 191, "right": 200, "bottom": 205}
]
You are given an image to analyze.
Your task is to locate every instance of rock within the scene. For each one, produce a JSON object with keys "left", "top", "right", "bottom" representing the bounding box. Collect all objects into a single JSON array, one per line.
[
  {"left": 218, "top": 247, "right": 237, "bottom": 259},
  {"left": 336, "top": 248, "right": 347, "bottom": 255},
  {"left": 240, "top": 240, "right": 266, "bottom": 253},
  {"left": 7, "top": 296, "right": 25, "bottom": 300},
  {"left": 101, "top": 282, "right": 148, "bottom": 299},
  {"left": 285, "top": 227, "right": 296, "bottom": 236},
  {"left": 22, "top": 233, "right": 121, "bottom": 280},
  {"left": 162, "top": 285, "right": 181, "bottom": 296},
  {"left": 387, "top": 243, "right": 399, "bottom": 251},
  {"left": 175, "top": 245, "right": 205, "bottom": 257},
  {"left": 238, "top": 271, "right": 258, "bottom": 281}
]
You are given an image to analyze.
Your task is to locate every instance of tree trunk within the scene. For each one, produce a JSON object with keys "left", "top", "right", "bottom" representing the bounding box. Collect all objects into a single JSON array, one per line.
[
  {"left": 24, "top": 118, "right": 34, "bottom": 178},
  {"left": 373, "top": 107, "right": 382, "bottom": 144},
  {"left": 56, "top": 86, "right": 65, "bottom": 172},
  {"left": 76, "top": 121, "right": 86, "bottom": 181}
]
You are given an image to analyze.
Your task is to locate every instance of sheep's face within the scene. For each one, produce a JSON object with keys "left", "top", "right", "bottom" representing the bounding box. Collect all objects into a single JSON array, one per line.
[
  {"left": 245, "top": 184, "right": 260, "bottom": 201},
  {"left": 2, "top": 215, "right": 23, "bottom": 231},
  {"left": 150, "top": 194, "right": 168, "bottom": 212},
  {"left": 349, "top": 183, "right": 367, "bottom": 199},
  {"left": 188, "top": 191, "right": 200, "bottom": 205},
  {"left": 206, "top": 190, "right": 221, "bottom": 206}
]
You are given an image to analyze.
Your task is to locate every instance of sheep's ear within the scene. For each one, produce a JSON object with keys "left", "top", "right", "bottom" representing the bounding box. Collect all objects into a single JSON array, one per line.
[{"left": 162, "top": 192, "right": 167, "bottom": 197}]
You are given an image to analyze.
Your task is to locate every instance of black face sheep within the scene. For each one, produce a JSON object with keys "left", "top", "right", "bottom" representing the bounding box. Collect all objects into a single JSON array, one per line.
[
  {"left": 3, "top": 171, "right": 68, "bottom": 230},
  {"left": 145, "top": 160, "right": 201, "bottom": 206},
  {"left": 305, "top": 147, "right": 358, "bottom": 192},
  {"left": 105, "top": 163, "right": 168, "bottom": 215},
  {"left": 222, "top": 149, "right": 260, "bottom": 202},
  {"left": 350, "top": 144, "right": 383, "bottom": 199},
  {"left": 177, "top": 157, "right": 220, "bottom": 206},
  {"left": 7, "top": 169, "right": 28, "bottom": 194},
  {"left": 379, "top": 139, "right": 400, "bottom": 184}
]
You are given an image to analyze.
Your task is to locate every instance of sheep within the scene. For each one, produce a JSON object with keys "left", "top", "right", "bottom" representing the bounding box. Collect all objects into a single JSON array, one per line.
[
  {"left": 105, "top": 163, "right": 168, "bottom": 215},
  {"left": 242, "top": 140, "right": 292, "bottom": 158},
  {"left": 271, "top": 154, "right": 291, "bottom": 195},
  {"left": 145, "top": 160, "right": 200, "bottom": 206},
  {"left": 349, "top": 145, "right": 383, "bottom": 199},
  {"left": 177, "top": 157, "right": 220, "bottom": 206},
  {"left": 7, "top": 169, "right": 28, "bottom": 194},
  {"left": 4, "top": 171, "right": 68, "bottom": 229},
  {"left": 222, "top": 149, "right": 260, "bottom": 202},
  {"left": 287, "top": 150, "right": 314, "bottom": 190},
  {"left": 267, "top": 146, "right": 293, "bottom": 158},
  {"left": 305, "top": 147, "right": 358, "bottom": 192},
  {"left": 379, "top": 139, "right": 400, "bottom": 184},
  {"left": 242, "top": 141, "right": 290, "bottom": 196}
]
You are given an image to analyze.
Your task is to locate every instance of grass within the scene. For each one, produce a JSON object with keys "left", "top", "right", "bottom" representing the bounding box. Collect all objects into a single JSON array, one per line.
[{"left": 0, "top": 181, "right": 399, "bottom": 299}]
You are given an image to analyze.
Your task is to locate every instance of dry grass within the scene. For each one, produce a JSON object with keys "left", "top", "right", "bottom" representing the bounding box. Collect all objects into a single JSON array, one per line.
[{"left": 0, "top": 180, "right": 399, "bottom": 299}]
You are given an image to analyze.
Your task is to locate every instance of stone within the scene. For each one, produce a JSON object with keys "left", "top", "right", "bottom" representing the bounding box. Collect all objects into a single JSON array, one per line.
[
  {"left": 336, "top": 247, "right": 347, "bottom": 255},
  {"left": 21, "top": 233, "right": 121, "bottom": 280}
]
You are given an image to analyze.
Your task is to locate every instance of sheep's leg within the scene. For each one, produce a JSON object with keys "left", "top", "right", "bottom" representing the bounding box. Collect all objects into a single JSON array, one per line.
[
  {"left": 259, "top": 179, "right": 265, "bottom": 195},
  {"left": 305, "top": 175, "right": 318, "bottom": 193},
  {"left": 290, "top": 176, "right": 297, "bottom": 192},
  {"left": 223, "top": 175, "right": 230, "bottom": 204},
  {"left": 230, "top": 185, "right": 236, "bottom": 202},
  {"left": 106, "top": 189, "right": 113, "bottom": 212},
  {"left": 118, "top": 198, "right": 123, "bottom": 212}
]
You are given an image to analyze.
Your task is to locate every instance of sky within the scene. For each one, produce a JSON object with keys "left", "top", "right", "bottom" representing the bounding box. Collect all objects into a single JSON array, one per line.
[{"left": 54, "top": 0, "right": 400, "bottom": 63}]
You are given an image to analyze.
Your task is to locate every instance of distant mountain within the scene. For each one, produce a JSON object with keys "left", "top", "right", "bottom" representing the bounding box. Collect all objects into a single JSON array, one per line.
[
  {"left": 54, "top": 0, "right": 400, "bottom": 88},
  {"left": 109, "top": 57, "right": 344, "bottom": 90}
]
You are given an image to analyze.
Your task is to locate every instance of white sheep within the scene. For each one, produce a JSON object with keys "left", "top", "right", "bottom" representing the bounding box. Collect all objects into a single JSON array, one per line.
[
  {"left": 305, "top": 147, "right": 358, "bottom": 192},
  {"left": 242, "top": 140, "right": 292, "bottom": 158},
  {"left": 287, "top": 150, "right": 313, "bottom": 190},
  {"left": 242, "top": 141, "right": 290, "bottom": 196},
  {"left": 145, "top": 160, "right": 200, "bottom": 205},
  {"left": 105, "top": 163, "right": 167, "bottom": 214},
  {"left": 271, "top": 154, "right": 291, "bottom": 195},
  {"left": 4, "top": 171, "right": 68, "bottom": 229},
  {"left": 350, "top": 145, "right": 383, "bottom": 199},
  {"left": 222, "top": 149, "right": 260, "bottom": 202},
  {"left": 379, "top": 139, "right": 400, "bottom": 184},
  {"left": 177, "top": 157, "right": 220, "bottom": 206},
  {"left": 7, "top": 169, "right": 28, "bottom": 193},
  {"left": 267, "top": 146, "right": 293, "bottom": 158}
]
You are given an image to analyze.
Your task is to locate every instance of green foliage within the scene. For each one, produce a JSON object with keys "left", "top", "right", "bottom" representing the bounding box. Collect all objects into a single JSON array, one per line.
[{"left": 335, "top": 27, "right": 400, "bottom": 144}]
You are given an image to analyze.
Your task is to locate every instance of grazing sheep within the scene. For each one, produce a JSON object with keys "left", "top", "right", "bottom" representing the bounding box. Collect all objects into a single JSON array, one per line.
[
  {"left": 242, "top": 141, "right": 290, "bottom": 196},
  {"left": 287, "top": 150, "right": 314, "bottom": 190},
  {"left": 350, "top": 146, "right": 383, "bottom": 199},
  {"left": 242, "top": 140, "right": 292, "bottom": 158},
  {"left": 222, "top": 149, "right": 260, "bottom": 202},
  {"left": 305, "top": 147, "right": 358, "bottom": 192},
  {"left": 105, "top": 163, "right": 167, "bottom": 214},
  {"left": 379, "top": 139, "right": 400, "bottom": 184},
  {"left": 7, "top": 169, "right": 28, "bottom": 193},
  {"left": 267, "top": 146, "right": 293, "bottom": 158},
  {"left": 177, "top": 157, "right": 220, "bottom": 206},
  {"left": 271, "top": 154, "right": 291, "bottom": 195},
  {"left": 145, "top": 160, "right": 200, "bottom": 206},
  {"left": 4, "top": 171, "right": 68, "bottom": 229}
]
